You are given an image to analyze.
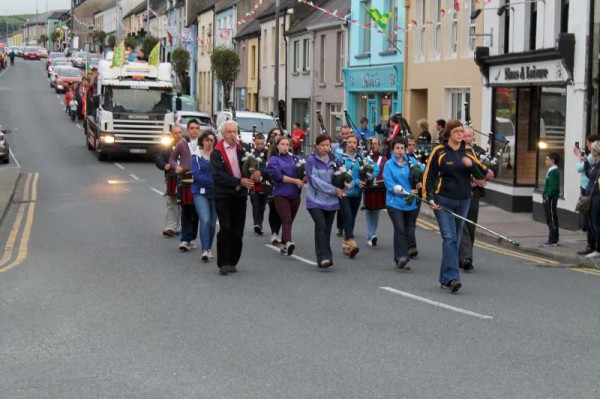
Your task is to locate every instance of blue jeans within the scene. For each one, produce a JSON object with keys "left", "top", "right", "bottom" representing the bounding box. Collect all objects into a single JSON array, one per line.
[
  {"left": 388, "top": 208, "right": 417, "bottom": 262},
  {"left": 193, "top": 194, "right": 217, "bottom": 251},
  {"left": 433, "top": 196, "right": 471, "bottom": 285},
  {"left": 339, "top": 195, "right": 362, "bottom": 239},
  {"left": 365, "top": 209, "right": 380, "bottom": 240}
]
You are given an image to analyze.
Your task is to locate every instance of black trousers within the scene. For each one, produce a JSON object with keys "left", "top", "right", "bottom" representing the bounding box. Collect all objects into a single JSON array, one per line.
[
  {"left": 581, "top": 186, "right": 595, "bottom": 247},
  {"left": 268, "top": 198, "right": 282, "bottom": 234},
  {"left": 308, "top": 208, "right": 336, "bottom": 264},
  {"left": 215, "top": 196, "right": 247, "bottom": 268},
  {"left": 180, "top": 204, "right": 199, "bottom": 243},
  {"left": 250, "top": 192, "right": 267, "bottom": 228},
  {"left": 459, "top": 188, "right": 481, "bottom": 262},
  {"left": 407, "top": 199, "right": 421, "bottom": 250},
  {"left": 543, "top": 196, "right": 559, "bottom": 244}
]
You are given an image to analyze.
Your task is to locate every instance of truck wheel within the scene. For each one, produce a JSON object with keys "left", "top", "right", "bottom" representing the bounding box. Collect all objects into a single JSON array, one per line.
[
  {"left": 86, "top": 129, "right": 93, "bottom": 150},
  {"left": 98, "top": 152, "right": 108, "bottom": 162}
]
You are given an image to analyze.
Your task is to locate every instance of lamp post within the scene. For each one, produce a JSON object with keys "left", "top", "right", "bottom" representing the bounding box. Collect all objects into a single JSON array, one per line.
[{"left": 273, "top": 0, "right": 280, "bottom": 119}]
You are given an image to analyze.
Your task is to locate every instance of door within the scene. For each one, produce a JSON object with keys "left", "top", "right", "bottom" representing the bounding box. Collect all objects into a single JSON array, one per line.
[{"left": 367, "top": 99, "right": 377, "bottom": 129}]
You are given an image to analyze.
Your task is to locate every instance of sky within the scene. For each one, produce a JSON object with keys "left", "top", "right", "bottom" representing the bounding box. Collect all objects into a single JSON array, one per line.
[{"left": 1, "top": 0, "right": 71, "bottom": 15}]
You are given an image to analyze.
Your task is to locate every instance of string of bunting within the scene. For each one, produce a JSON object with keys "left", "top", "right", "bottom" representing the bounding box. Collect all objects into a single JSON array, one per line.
[{"left": 237, "top": 0, "right": 266, "bottom": 27}]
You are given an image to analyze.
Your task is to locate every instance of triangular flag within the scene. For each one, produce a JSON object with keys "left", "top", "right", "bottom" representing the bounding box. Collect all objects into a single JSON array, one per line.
[
  {"left": 112, "top": 41, "right": 125, "bottom": 67},
  {"left": 148, "top": 42, "right": 160, "bottom": 66}
]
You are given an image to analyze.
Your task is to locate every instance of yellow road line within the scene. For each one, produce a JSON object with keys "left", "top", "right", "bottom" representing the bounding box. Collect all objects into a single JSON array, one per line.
[
  {"left": 0, "top": 173, "right": 31, "bottom": 268},
  {"left": 571, "top": 268, "right": 600, "bottom": 276},
  {"left": 0, "top": 173, "right": 38, "bottom": 275}
]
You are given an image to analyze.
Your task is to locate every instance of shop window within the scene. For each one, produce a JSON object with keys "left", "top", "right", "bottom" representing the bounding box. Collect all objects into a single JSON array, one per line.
[
  {"left": 447, "top": 89, "right": 470, "bottom": 122},
  {"left": 536, "top": 87, "right": 566, "bottom": 193},
  {"left": 493, "top": 87, "right": 517, "bottom": 183}
]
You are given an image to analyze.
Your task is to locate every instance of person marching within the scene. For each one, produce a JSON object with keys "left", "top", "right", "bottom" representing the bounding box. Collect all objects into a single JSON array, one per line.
[
  {"left": 405, "top": 135, "right": 426, "bottom": 258},
  {"left": 333, "top": 125, "right": 352, "bottom": 236},
  {"left": 365, "top": 137, "right": 387, "bottom": 247},
  {"left": 423, "top": 120, "right": 488, "bottom": 293},
  {"left": 249, "top": 133, "right": 269, "bottom": 236},
  {"left": 191, "top": 130, "right": 218, "bottom": 262},
  {"left": 266, "top": 136, "right": 304, "bottom": 256},
  {"left": 169, "top": 119, "right": 201, "bottom": 252},
  {"left": 305, "top": 134, "right": 346, "bottom": 268},
  {"left": 211, "top": 120, "right": 259, "bottom": 275},
  {"left": 574, "top": 134, "right": 600, "bottom": 255},
  {"left": 265, "top": 128, "right": 283, "bottom": 244},
  {"left": 155, "top": 125, "right": 183, "bottom": 237},
  {"left": 459, "top": 127, "right": 496, "bottom": 272},
  {"left": 383, "top": 139, "right": 419, "bottom": 270},
  {"left": 336, "top": 135, "right": 379, "bottom": 258}
]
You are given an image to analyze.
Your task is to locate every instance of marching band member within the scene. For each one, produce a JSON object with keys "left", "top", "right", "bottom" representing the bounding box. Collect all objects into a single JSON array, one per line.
[
  {"left": 336, "top": 135, "right": 379, "bottom": 258},
  {"left": 191, "top": 130, "right": 218, "bottom": 262},
  {"left": 265, "top": 128, "right": 283, "bottom": 244},
  {"left": 383, "top": 139, "right": 419, "bottom": 270},
  {"left": 266, "top": 136, "right": 304, "bottom": 256},
  {"left": 305, "top": 134, "right": 346, "bottom": 268},
  {"left": 365, "top": 137, "right": 387, "bottom": 247},
  {"left": 155, "top": 125, "right": 182, "bottom": 237},
  {"left": 423, "top": 120, "right": 488, "bottom": 293},
  {"left": 405, "top": 136, "right": 425, "bottom": 258},
  {"left": 333, "top": 126, "right": 352, "bottom": 236},
  {"left": 459, "top": 126, "right": 496, "bottom": 272},
  {"left": 249, "top": 133, "right": 268, "bottom": 236},
  {"left": 169, "top": 119, "right": 201, "bottom": 252},
  {"left": 211, "top": 120, "right": 259, "bottom": 275}
]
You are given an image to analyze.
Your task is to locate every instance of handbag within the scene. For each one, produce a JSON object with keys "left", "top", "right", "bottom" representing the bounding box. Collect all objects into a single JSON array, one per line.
[{"left": 576, "top": 177, "right": 598, "bottom": 216}]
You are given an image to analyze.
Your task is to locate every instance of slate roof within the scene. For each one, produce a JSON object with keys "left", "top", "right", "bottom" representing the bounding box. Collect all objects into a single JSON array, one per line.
[{"left": 292, "top": 0, "right": 350, "bottom": 33}]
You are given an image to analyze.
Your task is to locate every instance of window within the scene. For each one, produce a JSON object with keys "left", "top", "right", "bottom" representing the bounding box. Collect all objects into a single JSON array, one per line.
[
  {"left": 434, "top": 0, "right": 442, "bottom": 56},
  {"left": 280, "top": 23, "right": 285, "bottom": 64},
  {"left": 250, "top": 44, "right": 257, "bottom": 78},
  {"left": 207, "top": 23, "right": 213, "bottom": 53},
  {"left": 330, "top": 103, "right": 343, "bottom": 136},
  {"left": 536, "top": 87, "right": 566, "bottom": 191},
  {"left": 302, "top": 38, "right": 310, "bottom": 72},
  {"left": 468, "top": 0, "right": 477, "bottom": 52},
  {"left": 560, "top": 0, "right": 569, "bottom": 34},
  {"left": 319, "top": 34, "right": 325, "bottom": 84},
  {"left": 416, "top": 0, "right": 426, "bottom": 61},
  {"left": 271, "top": 26, "right": 276, "bottom": 66},
  {"left": 360, "top": 0, "right": 371, "bottom": 54},
  {"left": 528, "top": 2, "right": 537, "bottom": 51},
  {"left": 262, "top": 97, "right": 270, "bottom": 113},
  {"left": 449, "top": 0, "right": 458, "bottom": 54},
  {"left": 382, "top": 0, "right": 398, "bottom": 51},
  {"left": 201, "top": 26, "right": 205, "bottom": 54},
  {"left": 447, "top": 88, "right": 471, "bottom": 122},
  {"left": 262, "top": 29, "right": 267, "bottom": 65},
  {"left": 293, "top": 40, "right": 300, "bottom": 73},
  {"left": 336, "top": 31, "right": 344, "bottom": 83}
]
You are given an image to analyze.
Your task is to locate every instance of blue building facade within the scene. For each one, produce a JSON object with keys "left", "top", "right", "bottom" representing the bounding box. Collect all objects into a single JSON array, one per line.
[{"left": 343, "top": 0, "right": 404, "bottom": 129}]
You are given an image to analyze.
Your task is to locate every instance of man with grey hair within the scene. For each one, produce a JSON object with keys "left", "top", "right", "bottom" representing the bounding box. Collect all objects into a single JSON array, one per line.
[{"left": 211, "top": 120, "right": 261, "bottom": 275}]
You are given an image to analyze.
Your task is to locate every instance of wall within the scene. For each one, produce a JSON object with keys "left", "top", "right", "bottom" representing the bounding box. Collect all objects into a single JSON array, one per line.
[{"left": 197, "top": 10, "right": 214, "bottom": 114}]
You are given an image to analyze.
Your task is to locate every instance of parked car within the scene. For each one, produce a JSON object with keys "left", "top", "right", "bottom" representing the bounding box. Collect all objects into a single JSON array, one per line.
[
  {"left": 48, "top": 57, "right": 70, "bottom": 77},
  {"left": 49, "top": 63, "right": 76, "bottom": 87},
  {"left": 0, "top": 124, "right": 11, "bottom": 164},
  {"left": 37, "top": 47, "right": 49, "bottom": 58},
  {"left": 23, "top": 46, "right": 41, "bottom": 60},
  {"left": 168, "top": 92, "right": 198, "bottom": 112},
  {"left": 71, "top": 51, "right": 88, "bottom": 68},
  {"left": 176, "top": 111, "right": 213, "bottom": 134},
  {"left": 85, "top": 54, "right": 101, "bottom": 70},
  {"left": 53, "top": 66, "right": 83, "bottom": 93},
  {"left": 215, "top": 110, "right": 280, "bottom": 144},
  {"left": 46, "top": 52, "right": 66, "bottom": 70},
  {"left": 16, "top": 46, "right": 25, "bottom": 57}
]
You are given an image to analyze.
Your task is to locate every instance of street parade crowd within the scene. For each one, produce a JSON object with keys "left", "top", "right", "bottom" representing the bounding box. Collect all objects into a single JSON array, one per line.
[{"left": 155, "top": 113, "right": 502, "bottom": 294}]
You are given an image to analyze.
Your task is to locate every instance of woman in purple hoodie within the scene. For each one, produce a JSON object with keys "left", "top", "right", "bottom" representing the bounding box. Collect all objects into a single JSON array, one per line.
[{"left": 266, "top": 136, "right": 304, "bottom": 256}]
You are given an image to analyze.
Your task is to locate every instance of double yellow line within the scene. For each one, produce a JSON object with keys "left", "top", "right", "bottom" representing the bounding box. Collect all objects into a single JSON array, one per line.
[{"left": 0, "top": 172, "right": 39, "bottom": 274}]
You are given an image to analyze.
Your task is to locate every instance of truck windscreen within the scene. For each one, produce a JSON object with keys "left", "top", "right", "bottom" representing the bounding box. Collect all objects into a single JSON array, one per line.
[{"left": 103, "top": 87, "right": 172, "bottom": 114}]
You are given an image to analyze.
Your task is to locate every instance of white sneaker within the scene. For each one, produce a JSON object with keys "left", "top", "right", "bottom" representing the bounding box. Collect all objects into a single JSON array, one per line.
[
  {"left": 585, "top": 251, "right": 600, "bottom": 259},
  {"left": 271, "top": 233, "right": 279, "bottom": 244},
  {"left": 201, "top": 251, "right": 209, "bottom": 261},
  {"left": 189, "top": 242, "right": 197, "bottom": 249},
  {"left": 179, "top": 241, "right": 190, "bottom": 252},
  {"left": 367, "top": 239, "right": 373, "bottom": 247},
  {"left": 207, "top": 249, "right": 213, "bottom": 259}
]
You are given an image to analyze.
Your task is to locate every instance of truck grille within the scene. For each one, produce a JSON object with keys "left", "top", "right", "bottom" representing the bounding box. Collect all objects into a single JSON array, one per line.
[{"left": 112, "top": 119, "right": 166, "bottom": 145}]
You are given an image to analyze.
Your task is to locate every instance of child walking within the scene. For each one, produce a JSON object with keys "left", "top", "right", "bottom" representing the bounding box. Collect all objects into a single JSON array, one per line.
[
  {"left": 69, "top": 97, "right": 79, "bottom": 122},
  {"left": 540, "top": 152, "right": 560, "bottom": 247}
]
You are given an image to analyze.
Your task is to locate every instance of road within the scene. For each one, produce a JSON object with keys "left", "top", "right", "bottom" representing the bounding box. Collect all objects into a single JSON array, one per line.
[{"left": 0, "top": 58, "right": 599, "bottom": 398}]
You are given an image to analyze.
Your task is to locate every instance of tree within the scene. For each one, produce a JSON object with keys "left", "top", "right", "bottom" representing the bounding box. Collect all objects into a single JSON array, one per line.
[
  {"left": 91, "top": 30, "right": 107, "bottom": 52},
  {"left": 141, "top": 35, "right": 159, "bottom": 59},
  {"left": 50, "top": 31, "right": 61, "bottom": 46},
  {"left": 171, "top": 47, "right": 190, "bottom": 92},
  {"left": 38, "top": 34, "right": 48, "bottom": 47},
  {"left": 124, "top": 36, "right": 137, "bottom": 51},
  {"left": 107, "top": 34, "right": 116, "bottom": 49},
  {"left": 210, "top": 46, "right": 240, "bottom": 108}
]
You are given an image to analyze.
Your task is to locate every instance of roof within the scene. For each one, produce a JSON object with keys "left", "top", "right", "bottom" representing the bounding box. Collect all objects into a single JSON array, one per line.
[
  {"left": 257, "top": 0, "right": 297, "bottom": 22},
  {"left": 235, "top": 18, "right": 260, "bottom": 40},
  {"left": 215, "top": 0, "right": 238, "bottom": 14},
  {"left": 123, "top": 0, "right": 146, "bottom": 19},
  {"left": 47, "top": 10, "right": 69, "bottom": 20},
  {"left": 296, "top": 0, "right": 349, "bottom": 33},
  {"left": 24, "top": 10, "right": 59, "bottom": 25}
]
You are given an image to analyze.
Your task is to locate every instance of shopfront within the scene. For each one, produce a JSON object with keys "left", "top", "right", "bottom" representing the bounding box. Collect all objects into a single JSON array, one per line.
[
  {"left": 475, "top": 35, "right": 576, "bottom": 226},
  {"left": 343, "top": 64, "right": 402, "bottom": 129}
]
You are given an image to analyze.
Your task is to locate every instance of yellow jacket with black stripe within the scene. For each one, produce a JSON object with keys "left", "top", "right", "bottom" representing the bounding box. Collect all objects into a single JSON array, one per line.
[{"left": 422, "top": 142, "right": 488, "bottom": 201}]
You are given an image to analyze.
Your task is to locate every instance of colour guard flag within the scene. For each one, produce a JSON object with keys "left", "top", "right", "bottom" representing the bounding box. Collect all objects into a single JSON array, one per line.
[
  {"left": 148, "top": 42, "right": 160, "bottom": 66},
  {"left": 112, "top": 41, "right": 125, "bottom": 67},
  {"left": 367, "top": 7, "right": 393, "bottom": 30}
]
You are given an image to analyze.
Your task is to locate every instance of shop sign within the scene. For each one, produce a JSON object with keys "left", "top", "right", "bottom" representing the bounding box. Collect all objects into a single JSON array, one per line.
[
  {"left": 344, "top": 65, "right": 400, "bottom": 92},
  {"left": 489, "top": 59, "right": 568, "bottom": 85}
]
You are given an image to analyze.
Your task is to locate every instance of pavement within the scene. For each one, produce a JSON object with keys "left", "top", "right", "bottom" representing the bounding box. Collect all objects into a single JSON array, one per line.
[{"left": 0, "top": 166, "right": 595, "bottom": 268}]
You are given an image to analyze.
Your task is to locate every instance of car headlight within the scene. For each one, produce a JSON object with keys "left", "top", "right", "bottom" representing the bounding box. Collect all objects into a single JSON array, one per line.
[{"left": 161, "top": 135, "right": 173, "bottom": 146}]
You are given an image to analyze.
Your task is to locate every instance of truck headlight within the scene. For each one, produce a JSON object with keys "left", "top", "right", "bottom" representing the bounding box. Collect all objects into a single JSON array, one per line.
[
  {"left": 160, "top": 135, "right": 173, "bottom": 146},
  {"left": 102, "top": 135, "right": 115, "bottom": 144}
]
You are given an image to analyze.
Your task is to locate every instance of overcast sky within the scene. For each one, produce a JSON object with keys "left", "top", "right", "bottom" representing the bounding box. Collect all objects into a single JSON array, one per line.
[{"left": 2, "top": 0, "right": 71, "bottom": 15}]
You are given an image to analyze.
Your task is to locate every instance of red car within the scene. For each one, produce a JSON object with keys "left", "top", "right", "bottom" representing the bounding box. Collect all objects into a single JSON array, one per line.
[
  {"left": 24, "top": 46, "right": 41, "bottom": 60},
  {"left": 54, "top": 67, "right": 83, "bottom": 93}
]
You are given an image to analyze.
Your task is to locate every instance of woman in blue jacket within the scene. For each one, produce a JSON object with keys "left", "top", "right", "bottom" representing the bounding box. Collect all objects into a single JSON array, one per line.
[
  {"left": 306, "top": 134, "right": 346, "bottom": 268},
  {"left": 191, "top": 130, "right": 218, "bottom": 262},
  {"left": 383, "top": 139, "right": 419, "bottom": 270},
  {"left": 266, "top": 136, "right": 304, "bottom": 256}
]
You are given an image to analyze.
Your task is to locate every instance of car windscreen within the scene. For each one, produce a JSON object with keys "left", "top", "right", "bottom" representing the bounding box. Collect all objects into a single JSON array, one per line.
[
  {"left": 181, "top": 115, "right": 212, "bottom": 126},
  {"left": 26, "top": 47, "right": 38, "bottom": 52},
  {"left": 237, "top": 117, "right": 277, "bottom": 133},
  {"left": 57, "top": 68, "right": 83, "bottom": 77},
  {"left": 75, "top": 52, "right": 87, "bottom": 58},
  {"left": 49, "top": 53, "right": 63, "bottom": 58},
  {"left": 103, "top": 87, "right": 172, "bottom": 114}
]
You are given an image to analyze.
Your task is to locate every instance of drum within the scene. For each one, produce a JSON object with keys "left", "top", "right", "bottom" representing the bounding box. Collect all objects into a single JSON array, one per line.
[
  {"left": 178, "top": 178, "right": 194, "bottom": 205},
  {"left": 166, "top": 176, "right": 177, "bottom": 196},
  {"left": 364, "top": 186, "right": 387, "bottom": 210},
  {"left": 253, "top": 182, "right": 264, "bottom": 193}
]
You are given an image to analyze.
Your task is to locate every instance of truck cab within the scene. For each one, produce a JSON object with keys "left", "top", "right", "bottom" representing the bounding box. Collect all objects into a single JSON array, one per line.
[{"left": 85, "top": 60, "right": 176, "bottom": 160}]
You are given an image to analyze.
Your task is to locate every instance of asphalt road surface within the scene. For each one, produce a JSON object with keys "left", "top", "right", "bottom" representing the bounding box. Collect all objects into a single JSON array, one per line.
[{"left": 0, "top": 58, "right": 599, "bottom": 398}]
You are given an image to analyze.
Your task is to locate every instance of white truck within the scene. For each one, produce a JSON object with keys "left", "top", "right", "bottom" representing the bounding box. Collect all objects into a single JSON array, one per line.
[{"left": 85, "top": 60, "right": 176, "bottom": 161}]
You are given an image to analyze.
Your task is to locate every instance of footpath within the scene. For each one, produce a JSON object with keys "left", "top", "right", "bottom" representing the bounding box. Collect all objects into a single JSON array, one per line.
[{"left": 0, "top": 169, "right": 596, "bottom": 268}]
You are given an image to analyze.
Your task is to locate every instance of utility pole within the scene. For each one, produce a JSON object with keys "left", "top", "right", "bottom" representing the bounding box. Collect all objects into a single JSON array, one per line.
[
  {"left": 116, "top": 0, "right": 121, "bottom": 44},
  {"left": 70, "top": 0, "right": 74, "bottom": 49},
  {"left": 273, "top": 0, "right": 280, "bottom": 118},
  {"left": 146, "top": 0, "right": 150, "bottom": 33}
]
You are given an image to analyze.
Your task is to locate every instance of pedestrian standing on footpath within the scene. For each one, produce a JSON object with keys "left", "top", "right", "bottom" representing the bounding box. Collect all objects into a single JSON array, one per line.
[
  {"left": 155, "top": 125, "right": 183, "bottom": 237},
  {"left": 305, "top": 134, "right": 346, "bottom": 268},
  {"left": 416, "top": 119, "right": 432, "bottom": 144},
  {"left": 291, "top": 123, "right": 307, "bottom": 155},
  {"left": 423, "top": 120, "right": 488, "bottom": 293},
  {"left": 211, "top": 120, "right": 259, "bottom": 275},
  {"left": 539, "top": 152, "right": 561, "bottom": 248},
  {"left": 585, "top": 141, "right": 600, "bottom": 258},
  {"left": 169, "top": 119, "right": 201, "bottom": 252},
  {"left": 249, "top": 133, "right": 268, "bottom": 236},
  {"left": 266, "top": 136, "right": 304, "bottom": 256},
  {"left": 191, "top": 130, "right": 218, "bottom": 262},
  {"left": 574, "top": 134, "right": 599, "bottom": 255}
]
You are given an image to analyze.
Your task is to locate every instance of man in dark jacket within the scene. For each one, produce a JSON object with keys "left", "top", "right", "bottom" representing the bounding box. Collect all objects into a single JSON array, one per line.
[
  {"left": 155, "top": 126, "right": 183, "bottom": 237},
  {"left": 211, "top": 120, "right": 260, "bottom": 275},
  {"left": 249, "top": 133, "right": 268, "bottom": 235}
]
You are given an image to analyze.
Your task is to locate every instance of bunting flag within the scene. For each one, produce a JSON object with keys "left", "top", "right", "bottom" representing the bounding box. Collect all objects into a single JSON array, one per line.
[
  {"left": 148, "top": 42, "right": 160, "bottom": 66},
  {"left": 453, "top": 2, "right": 460, "bottom": 11},
  {"left": 112, "top": 41, "right": 125, "bottom": 67},
  {"left": 367, "top": 8, "right": 393, "bottom": 30}
]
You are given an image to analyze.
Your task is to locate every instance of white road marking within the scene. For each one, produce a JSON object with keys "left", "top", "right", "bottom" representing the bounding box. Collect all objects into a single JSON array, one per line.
[
  {"left": 76, "top": 124, "right": 82, "bottom": 129},
  {"left": 130, "top": 174, "right": 140, "bottom": 181},
  {"left": 107, "top": 179, "right": 139, "bottom": 185},
  {"left": 264, "top": 244, "right": 318, "bottom": 266},
  {"left": 150, "top": 187, "right": 163, "bottom": 195},
  {"left": 380, "top": 287, "right": 494, "bottom": 320},
  {"left": 8, "top": 148, "right": 21, "bottom": 169},
  {"left": 56, "top": 94, "right": 61, "bottom": 100},
  {"left": 114, "top": 162, "right": 125, "bottom": 170}
]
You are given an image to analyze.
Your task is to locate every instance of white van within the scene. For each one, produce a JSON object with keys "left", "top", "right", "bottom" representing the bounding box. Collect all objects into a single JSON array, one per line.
[{"left": 215, "top": 110, "right": 280, "bottom": 143}]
